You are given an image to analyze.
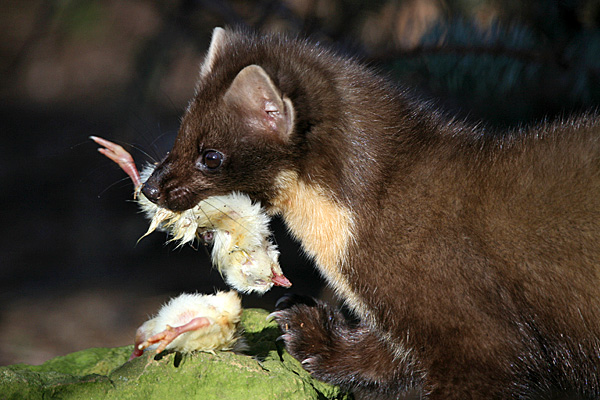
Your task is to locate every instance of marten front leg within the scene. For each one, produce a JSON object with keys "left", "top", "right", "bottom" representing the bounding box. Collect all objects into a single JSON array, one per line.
[{"left": 270, "top": 294, "right": 426, "bottom": 399}]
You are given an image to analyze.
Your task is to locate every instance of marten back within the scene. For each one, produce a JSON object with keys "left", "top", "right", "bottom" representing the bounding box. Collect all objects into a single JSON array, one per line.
[{"left": 141, "top": 28, "right": 600, "bottom": 398}]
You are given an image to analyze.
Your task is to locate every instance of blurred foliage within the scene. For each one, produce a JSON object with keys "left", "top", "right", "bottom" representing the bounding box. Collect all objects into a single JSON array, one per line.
[
  {"left": 52, "top": 0, "right": 105, "bottom": 40},
  {"left": 380, "top": 1, "right": 600, "bottom": 127},
  {"left": 384, "top": 18, "right": 600, "bottom": 127}
]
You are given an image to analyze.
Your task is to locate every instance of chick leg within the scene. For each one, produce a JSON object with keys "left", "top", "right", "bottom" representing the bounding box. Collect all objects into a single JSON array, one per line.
[
  {"left": 138, "top": 317, "right": 211, "bottom": 355},
  {"left": 90, "top": 136, "right": 142, "bottom": 189}
]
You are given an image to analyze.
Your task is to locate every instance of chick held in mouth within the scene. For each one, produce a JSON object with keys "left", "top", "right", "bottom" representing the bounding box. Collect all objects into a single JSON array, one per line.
[{"left": 91, "top": 136, "right": 291, "bottom": 294}]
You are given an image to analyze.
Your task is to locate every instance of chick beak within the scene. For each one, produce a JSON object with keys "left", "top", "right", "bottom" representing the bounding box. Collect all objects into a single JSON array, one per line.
[{"left": 271, "top": 269, "right": 292, "bottom": 288}]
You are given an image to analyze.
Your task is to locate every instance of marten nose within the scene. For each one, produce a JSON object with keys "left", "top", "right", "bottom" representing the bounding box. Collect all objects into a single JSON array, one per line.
[{"left": 141, "top": 179, "right": 160, "bottom": 204}]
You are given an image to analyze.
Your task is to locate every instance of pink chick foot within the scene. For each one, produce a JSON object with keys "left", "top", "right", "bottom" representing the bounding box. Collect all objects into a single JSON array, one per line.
[
  {"left": 90, "top": 136, "right": 142, "bottom": 189},
  {"left": 135, "top": 317, "right": 211, "bottom": 357}
]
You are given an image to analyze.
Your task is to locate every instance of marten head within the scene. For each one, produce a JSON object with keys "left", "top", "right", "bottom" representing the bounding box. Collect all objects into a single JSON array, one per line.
[
  {"left": 142, "top": 28, "right": 300, "bottom": 211},
  {"left": 142, "top": 27, "right": 373, "bottom": 214}
]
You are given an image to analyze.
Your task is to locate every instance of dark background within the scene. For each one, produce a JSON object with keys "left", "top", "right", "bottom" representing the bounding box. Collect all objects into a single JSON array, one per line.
[{"left": 2, "top": 0, "right": 599, "bottom": 365}]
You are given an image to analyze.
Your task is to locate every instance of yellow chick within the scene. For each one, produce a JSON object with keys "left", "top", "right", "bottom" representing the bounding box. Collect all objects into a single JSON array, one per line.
[
  {"left": 91, "top": 136, "right": 291, "bottom": 294},
  {"left": 130, "top": 291, "right": 244, "bottom": 359}
]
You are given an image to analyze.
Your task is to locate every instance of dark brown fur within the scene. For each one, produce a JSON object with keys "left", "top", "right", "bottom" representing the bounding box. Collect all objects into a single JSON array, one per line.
[{"left": 142, "top": 28, "right": 600, "bottom": 399}]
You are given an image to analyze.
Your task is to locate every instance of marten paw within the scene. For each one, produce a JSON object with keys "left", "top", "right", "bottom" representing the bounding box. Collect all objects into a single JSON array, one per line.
[{"left": 270, "top": 294, "right": 345, "bottom": 377}]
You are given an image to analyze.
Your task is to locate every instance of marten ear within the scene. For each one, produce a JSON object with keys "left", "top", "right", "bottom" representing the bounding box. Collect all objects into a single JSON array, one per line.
[
  {"left": 200, "top": 27, "right": 226, "bottom": 78},
  {"left": 223, "top": 65, "right": 294, "bottom": 141}
]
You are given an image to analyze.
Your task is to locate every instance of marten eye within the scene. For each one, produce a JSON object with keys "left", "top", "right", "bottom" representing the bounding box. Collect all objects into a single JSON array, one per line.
[{"left": 200, "top": 150, "right": 224, "bottom": 171}]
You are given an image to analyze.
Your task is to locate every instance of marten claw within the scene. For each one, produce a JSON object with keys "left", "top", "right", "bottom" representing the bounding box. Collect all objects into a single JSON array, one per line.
[
  {"left": 276, "top": 334, "right": 291, "bottom": 342},
  {"left": 266, "top": 311, "right": 284, "bottom": 322},
  {"left": 274, "top": 293, "right": 317, "bottom": 311},
  {"left": 301, "top": 357, "right": 316, "bottom": 367}
]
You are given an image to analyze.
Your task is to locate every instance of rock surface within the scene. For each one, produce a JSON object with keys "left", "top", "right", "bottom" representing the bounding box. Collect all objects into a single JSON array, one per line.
[{"left": 0, "top": 309, "right": 351, "bottom": 399}]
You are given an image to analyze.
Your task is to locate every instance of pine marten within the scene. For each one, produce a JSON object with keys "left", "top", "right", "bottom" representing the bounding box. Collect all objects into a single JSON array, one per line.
[{"left": 139, "top": 27, "right": 600, "bottom": 399}]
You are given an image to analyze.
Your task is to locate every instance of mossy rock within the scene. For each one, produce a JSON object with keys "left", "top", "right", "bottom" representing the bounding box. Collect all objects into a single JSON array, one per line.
[{"left": 0, "top": 309, "right": 351, "bottom": 399}]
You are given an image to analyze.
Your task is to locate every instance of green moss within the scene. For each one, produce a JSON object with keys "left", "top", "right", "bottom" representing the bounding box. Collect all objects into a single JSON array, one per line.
[{"left": 0, "top": 309, "right": 351, "bottom": 400}]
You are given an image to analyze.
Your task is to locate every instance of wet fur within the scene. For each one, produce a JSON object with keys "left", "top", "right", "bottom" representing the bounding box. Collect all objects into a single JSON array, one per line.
[{"left": 142, "top": 28, "right": 600, "bottom": 399}]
